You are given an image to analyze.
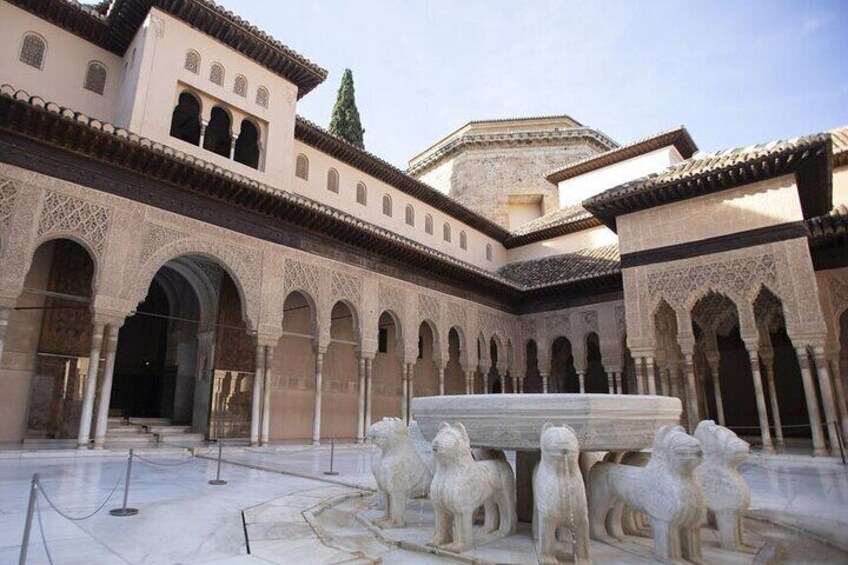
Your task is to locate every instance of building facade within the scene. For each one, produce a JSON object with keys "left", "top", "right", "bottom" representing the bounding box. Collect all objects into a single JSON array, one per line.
[{"left": 0, "top": 0, "right": 845, "bottom": 457}]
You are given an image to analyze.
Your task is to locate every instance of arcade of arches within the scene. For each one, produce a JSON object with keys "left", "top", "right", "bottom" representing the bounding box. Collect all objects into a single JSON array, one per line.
[{"left": 0, "top": 169, "right": 845, "bottom": 458}]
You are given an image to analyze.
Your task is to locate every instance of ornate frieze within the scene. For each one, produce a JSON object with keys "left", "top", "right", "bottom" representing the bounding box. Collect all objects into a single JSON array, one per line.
[
  {"left": 331, "top": 270, "right": 363, "bottom": 307},
  {"left": 0, "top": 179, "right": 19, "bottom": 232},
  {"left": 284, "top": 259, "right": 321, "bottom": 300},
  {"left": 37, "top": 191, "right": 110, "bottom": 255}
]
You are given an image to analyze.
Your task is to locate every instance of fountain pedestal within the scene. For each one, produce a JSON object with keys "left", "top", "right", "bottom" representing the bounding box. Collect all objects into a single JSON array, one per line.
[{"left": 412, "top": 393, "right": 682, "bottom": 521}]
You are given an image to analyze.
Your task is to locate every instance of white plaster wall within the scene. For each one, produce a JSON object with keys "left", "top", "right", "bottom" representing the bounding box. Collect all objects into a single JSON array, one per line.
[
  {"left": 508, "top": 202, "right": 543, "bottom": 230},
  {"left": 292, "top": 141, "right": 507, "bottom": 270},
  {"left": 833, "top": 165, "right": 848, "bottom": 207},
  {"left": 125, "top": 10, "right": 298, "bottom": 188},
  {"left": 558, "top": 146, "right": 683, "bottom": 208},
  {"left": 0, "top": 3, "right": 123, "bottom": 123},
  {"left": 617, "top": 174, "right": 803, "bottom": 254},
  {"left": 507, "top": 225, "right": 619, "bottom": 262}
]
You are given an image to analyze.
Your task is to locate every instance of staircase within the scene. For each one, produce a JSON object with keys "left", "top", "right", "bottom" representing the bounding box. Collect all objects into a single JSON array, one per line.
[{"left": 106, "top": 417, "right": 206, "bottom": 447}]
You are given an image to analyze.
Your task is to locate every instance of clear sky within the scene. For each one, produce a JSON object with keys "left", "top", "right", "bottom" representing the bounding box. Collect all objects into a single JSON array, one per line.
[{"left": 220, "top": 0, "right": 847, "bottom": 168}]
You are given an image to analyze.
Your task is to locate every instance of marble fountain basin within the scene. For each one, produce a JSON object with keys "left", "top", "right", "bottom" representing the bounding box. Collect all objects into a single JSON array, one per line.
[{"left": 412, "top": 393, "right": 682, "bottom": 452}]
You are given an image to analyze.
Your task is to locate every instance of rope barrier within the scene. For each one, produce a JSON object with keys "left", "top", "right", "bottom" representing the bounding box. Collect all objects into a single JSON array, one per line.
[
  {"left": 132, "top": 452, "right": 199, "bottom": 467},
  {"left": 37, "top": 468, "right": 126, "bottom": 521},
  {"left": 35, "top": 494, "right": 54, "bottom": 565}
]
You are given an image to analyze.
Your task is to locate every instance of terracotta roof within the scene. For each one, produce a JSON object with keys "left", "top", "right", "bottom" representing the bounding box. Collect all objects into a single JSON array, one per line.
[
  {"left": 831, "top": 126, "right": 848, "bottom": 166},
  {"left": 496, "top": 244, "right": 620, "bottom": 290},
  {"left": 545, "top": 126, "right": 698, "bottom": 184},
  {"left": 503, "top": 204, "right": 602, "bottom": 248},
  {"left": 294, "top": 117, "right": 511, "bottom": 241},
  {"left": 6, "top": 0, "right": 327, "bottom": 97},
  {"left": 583, "top": 132, "right": 833, "bottom": 231}
]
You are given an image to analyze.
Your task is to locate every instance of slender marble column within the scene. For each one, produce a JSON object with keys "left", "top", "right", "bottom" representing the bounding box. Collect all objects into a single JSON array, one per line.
[
  {"left": 198, "top": 120, "right": 208, "bottom": 148},
  {"left": 229, "top": 135, "right": 237, "bottom": 159},
  {"left": 635, "top": 358, "right": 646, "bottom": 394},
  {"left": 660, "top": 367, "right": 671, "bottom": 396},
  {"left": 645, "top": 357, "right": 657, "bottom": 395},
  {"left": 93, "top": 325, "right": 121, "bottom": 448},
  {"left": 0, "top": 307, "right": 9, "bottom": 368},
  {"left": 541, "top": 372, "right": 549, "bottom": 394},
  {"left": 261, "top": 346, "right": 274, "bottom": 446},
  {"left": 406, "top": 363, "right": 415, "bottom": 423},
  {"left": 438, "top": 366, "right": 445, "bottom": 396},
  {"left": 401, "top": 362, "right": 409, "bottom": 423},
  {"left": 250, "top": 344, "right": 265, "bottom": 447},
  {"left": 365, "top": 358, "right": 373, "bottom": 431},
  {"left": 744, "top": 344, "right": 773, "bottom": 454},
  {"left": 615, "top": 371, "right": 623, "bottom": 394},
  {"left": 761, "top": 352, "right": 785, "bottom": 448},
  {"left": 465, "top": 370, "right": 474, "bottom": 394},
  {"left": 501, "top": 370, "right": 507, "bottom": 394},
  {"left": 606, "top": 372, "right": 614, "bottom": 394},
  {"left": 827, "top": 355, "right": 848, "bottom": 439},
  {"left": 706, "top": 353, "right": 725, "bottom": 426},
  {"left": 77, "top": 322, "right": 106, "bottom": 448},
  {"left": 795, "top": 347, "right": 827, "bottom": 456},
  {"left": 577, "top": 371, "right": 586, "bottom": 394},
  {"left": 356, "top": 357, "right": 366, "bottom": 443},
  {"left": 813, "top": 348, "right": 840, "bottom": 456},
  {"left": 312, "top": 350, "right": 324, "bottom": 445},
  {"left": 683, "top": 354, "right": 700, "bottom": 433}
]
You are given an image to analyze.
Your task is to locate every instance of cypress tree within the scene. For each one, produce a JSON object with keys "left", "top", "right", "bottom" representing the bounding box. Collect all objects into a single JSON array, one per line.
[{"left": 329, "top": 69, "right": 365, "bottom": 149}]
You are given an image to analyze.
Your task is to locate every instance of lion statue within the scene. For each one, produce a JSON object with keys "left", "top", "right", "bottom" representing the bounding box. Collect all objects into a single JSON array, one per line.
[
  {"left": 694, "top": 420, "right": 751, "bottom": 551},
  {"left": 368, "top": 417, "right": 433, "bottom": 528},
  {"left": 588, "top": 425, "right": 705, "bottom": 563},
  {"left": 428, "top": 422, "right": 516, "bottom": 553},
  {"left": 532, "top": 423, "right": 591, "bottom": 565}
]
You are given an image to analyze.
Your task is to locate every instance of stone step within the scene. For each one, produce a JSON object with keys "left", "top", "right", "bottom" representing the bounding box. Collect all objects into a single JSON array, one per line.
[
  {"left": 156, "top": 433, "right": 206, "bottom": 445},
  {"left": 105, "top": 434, "right": 156, "bottom": 446},
  {"left": 107, "top": 425, "right": 146, "bottom": 435},
  {"left": 147, "top": 425, "right": 193, "bottom": 434},
  {"left": 128, "top": 417, "right": 172, "bottom": 426},
  {"left": 107, "top": 416, "right": 126, "bottom": 425}
]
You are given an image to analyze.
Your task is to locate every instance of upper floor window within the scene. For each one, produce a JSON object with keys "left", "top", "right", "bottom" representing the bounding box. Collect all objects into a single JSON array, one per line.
[
  {"left": 256, "top": 86, "right": 269, "bottom": 108},
  {"left": 486, "top": 243, "right": 493, "bottom": 262},
  {"left": 382, "top": 194, "right": 393, "bottom": 217},
  {"left": 234, "top": 119, "right": 260, "bottom": 169},
  {"left": 424, "top": 214, "right": 433, "bottom": 235},
  {"left": 295, "top": 154, "right": 309, "bottom": 180},
  {"left": 209, "top": 62, "right": 224, "bottom": 86},
  {"left": 405, "top": 205, "right": 415, "bottom": 226},
  {"left": 19, "top": 33, "right": 46, "bottom": 69},
  {"left": 184, "top": 50, "right": 200, "bottom": 74},
  {"left": 83, "top": 61, "right": 107, "bottom": 95},
  {"left": 327, "top": 168, "right": 339, "bottom": 193},
  {"left": 443, "top": 222, "right": 452, "bottom": 243},
  {"left": 233, "top": 75, "right": 247, "bottom": 97},
  {"left": 203, "top": 106, "right": 232, "bottom": 157},
  {"left": 356, "top": 182, "right": 367, "bottom": 205},
  {"left": 169, "top": 91, "right": 201, "bottom": 145},
  {"left": 459, "top": 231, "right": 467, "bottom": 250}
]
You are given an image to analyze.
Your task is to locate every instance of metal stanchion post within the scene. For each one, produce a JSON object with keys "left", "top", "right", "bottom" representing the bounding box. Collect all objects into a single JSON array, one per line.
[
  {"left": 109, "top": 449, "right": 139, "bottom": 517},
  {"left": 324, "top": 438, "right": 339, "bottom": 476},
  {"left": 832, "top": 421, "right": 846, "bottom": 465},
  {"left": 209, "top": 440, "right": 228, "bottom": 485},
  {"left": 18, "top": 473, "right": 38, "bottom": 565}
]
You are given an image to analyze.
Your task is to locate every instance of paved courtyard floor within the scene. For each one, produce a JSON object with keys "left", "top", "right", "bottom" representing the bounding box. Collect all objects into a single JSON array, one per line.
[{"left": 0, "top": 443, "right": 846, "bottom": 564}]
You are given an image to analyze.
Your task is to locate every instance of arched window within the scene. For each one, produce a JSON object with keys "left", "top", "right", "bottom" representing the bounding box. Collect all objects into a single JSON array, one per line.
[
  {"left": 405, "top": 204, "right": 415, "bottom": 226},
  {"left": 382, "top": 194, "right": 392, "bottom": 217},
  {"left": 234, "top": 119, "right": 260, "bottom": 169},
  {"left": 356, "top": 182, "right": 367, "bottom": 205},
  {"left": 256, "top": 86, "right": 269, "bottom": 108},
  {"left": 486, "top": 243, "right": 493, "bottom": 262},
  {"left": 459, "top": 231, "right": 467, "bottom": 250},
  {"left": 184, "top": 50, "right": 200, "bottom": 74},
  {"left": 233, "top": 74, "right": 247, "bottom": 97},
  {"left": 19, "top": 33, "right": 46, "bottom": 69},
  {"left": 203, "top": 106, "right": 231, "bottom": 157},
  {"left": 327, "top": 168, "right": 339, "bottom": 193},
  {"left": 443, "top": 222, "right": 452, "bottom": 242},
  {"left": 295, "top": 154, "right": 309, "bottom": 180},
  {"left": 169, "top": 91, "right": 201, "bottom": 146},
  {"left": 83, "top": 61, "right": 107, "bottom": 95},
  {"left": 209, "top": 62, "right": 224, "bottom": 86},
  {"left": 425, "top": 214, "right": 433, "bottom": 235}
]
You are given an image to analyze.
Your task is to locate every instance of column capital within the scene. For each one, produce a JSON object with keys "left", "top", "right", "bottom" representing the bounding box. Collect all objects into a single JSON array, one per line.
[{"left": 256, "top": 333, "right": 281, "bottom": 348}]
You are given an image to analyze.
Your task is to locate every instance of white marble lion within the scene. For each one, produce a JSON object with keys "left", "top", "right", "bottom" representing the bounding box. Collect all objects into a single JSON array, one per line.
[
  {"left": 428, "top": 422, "right": 516, "bottom": 553},
  {"left": 533, "top": 423, "right": 592, "bottom": 565},
  {"left": 368, "top": 417, "right": 433, "bottom": 528},
  {"left": 588, "top": 425, "right": 705, "bottom": 563},
  {"left": 694, "top": 419, "right": 751, "bottom": 551}
]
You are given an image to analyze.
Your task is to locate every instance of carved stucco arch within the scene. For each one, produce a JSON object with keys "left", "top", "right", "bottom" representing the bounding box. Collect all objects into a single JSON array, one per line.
[
  {"left": 129, "top": 238, "right": 260, "bottom": 332},
  {"left": 329, "top": 298, "right": 362, "bottom": 350},
  {"left": 417, "top": 318, "right": 441, "bottom": 364},
  {"left": 28, "top": 233, "right": 102, "bottom": 296},
  {"left": 447, "top": 325, "right": 468, "bottom": 369},
  {"left": 283, "top": 288, "right": 319, "bottom": 344}
]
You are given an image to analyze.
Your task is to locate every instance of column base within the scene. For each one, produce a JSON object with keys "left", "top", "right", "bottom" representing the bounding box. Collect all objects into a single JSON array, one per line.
[
  {"left": 76, "top": 442, "right": 90, "bottom": 450},
  {"left": 776, "top": 440, "right": 786, "bottom": 449},
  {"left": 760, "top": 443, "right": 775, "bottom": 455},
  {"left": 813, "top": 447, "right": 829, "bottom": 457},
  {"left": 312, "top": 439, "right": 320, "bottom": 446},
  {"left": 249, "top": 441, "right": 259, "bottom": 447}
]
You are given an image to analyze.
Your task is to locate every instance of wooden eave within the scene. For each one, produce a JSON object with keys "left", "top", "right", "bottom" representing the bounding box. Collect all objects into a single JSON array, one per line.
[
  {"left": 583, "top": 137, "right": 833, "bottom": 232},
  {"left": 6, "top": 0, "right": 327, "bottom": 97}
]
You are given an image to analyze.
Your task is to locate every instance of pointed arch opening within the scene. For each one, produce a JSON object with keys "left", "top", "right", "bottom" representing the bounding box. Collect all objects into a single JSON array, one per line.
[
  {"left": 322, "top": 301, "right": 359, "bottom": 440},
  {"left": 373, "top": 311, "right": 403, "bottom": 420},
  {"left": 169, "top": 91, "right": 201, "bottom": 146},
  {"left": 234, "top": 119, "right": 260, "bottom": 169},
  {"left": 203, "top": 106, "right": 232, "bottom": 157},
  {"left": 551, "top": 336, "right": 577, "bottom": 393}
]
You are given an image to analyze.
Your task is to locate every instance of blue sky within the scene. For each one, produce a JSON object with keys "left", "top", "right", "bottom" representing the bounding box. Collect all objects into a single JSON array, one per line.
[{"left": 221, "top": 0, "right": 847, "bottom": 168}]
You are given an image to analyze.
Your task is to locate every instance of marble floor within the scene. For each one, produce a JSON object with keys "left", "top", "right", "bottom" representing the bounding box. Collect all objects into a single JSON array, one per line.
[{"left": 0, "top": 443, "right": 846, "bottom": 564}]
